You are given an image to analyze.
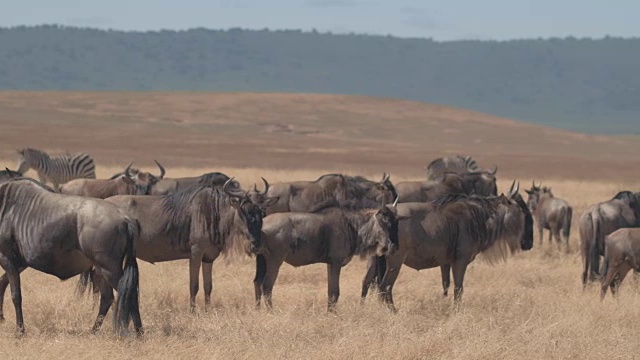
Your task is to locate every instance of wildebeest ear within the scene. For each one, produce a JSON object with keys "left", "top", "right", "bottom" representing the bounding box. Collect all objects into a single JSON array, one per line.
[
  {"left": 16, "top": 149, "right": 23, "bottom": 155},
  {"left": 261, "top": 196, "right": 279, "bottom": 208},
  {"left": 524, "top": 189, "right": 533, "bottom": 195}
]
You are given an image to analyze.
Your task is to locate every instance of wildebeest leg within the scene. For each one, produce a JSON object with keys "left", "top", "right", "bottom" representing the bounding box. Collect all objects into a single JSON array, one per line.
[
  {"left": 610, "top": 264, "right": 632, "bottom": 298},
  {"left": 548, "top": 230, "right": 553, "bottom": 245},
  {"left": 451, "top": 260, "right": 468, "bottom": 309},
  {"left": 600, "top": 260, "right": 623, "bottom": 301},
  {"left": 0, "top": 255, "right": 25, "bottom": 335},
  {"left": 202, "top": 261, "right": 213, "bottom": 311},
  {"left": 441, "top": 264, "right": 451, "bottom": 297},
  {"left": 377, "top": 256, "right": 403, "bottom": 313},
  {"left": 261, "top": 257, "right": 284, "bottom": 310},
  {"left": 538, "top": 225, "right": 544, "bottom": 246},
  {"left": 360, "top": 256, "right": 378, "bottom": 303},
  {"left": 189, "top": 249, "right": 205, "bottom": 312},
  {"left": 327, "top": 262, "right": 342, "bottom": 312},
  {"left": 0, "top": 267, "right": 26, "bottom": 322},
  {"left": 254, "top": 255, "right": 267, "bottom": 308},
  {"left": 553, "top": 228, "right": 562, "bottom": 252},
  {"left": 91, "top": 269, "right": 115, "bottom": 334}
]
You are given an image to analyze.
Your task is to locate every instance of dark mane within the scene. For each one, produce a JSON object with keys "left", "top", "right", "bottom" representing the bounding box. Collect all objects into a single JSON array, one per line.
[
  {"left": 198, "top": 172, "right": 232, "bottom": 187},
  {"left": 432, "top": 192, "right": 499, "bottom": 208},
  {"left": 611, "top": 191, "right": 636, "bottom": 202},
  {"left": 161, "top": 185, "right": 210, "bottom": 224},
  {"left": 4, "top": 177, "right": 58, "bottom": 193}
]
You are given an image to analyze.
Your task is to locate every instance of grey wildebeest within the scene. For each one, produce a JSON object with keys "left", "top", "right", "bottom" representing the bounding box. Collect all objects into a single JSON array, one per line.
[
  {"left": 579, "top": 191, "right": 640, "bottom": 287},
  {"left": 0, "top": 178, "right": 142, "bottom": 336},
  {"left": 79, "top": 178, "right": 278, "bottom": 311},
  {"left": 525, "top": 182, "right": 573, "bottom": 251},
  {"left": 425, "top": 154, "right": 497, "bottom": 181},
  {"left": 361, "top": 181, "right": 534, "bottom": 310},
  {"left": 395, "top": 172, "right": 497, "bottom": 203},
  {"left": 264, "top": 173, "right": 397, "bottom": 215},
  {"left": 16, "top": 147, "right": 96, "bottom": 189},
  {"left": 254, "top": 199, "right": 407, "bottom": 311},
  {"left": 150, "top": 171, "right": 240, "bottom": 195},
  {"left": 60, "top": 161, "right": 164, "bottom": 198},
  {"left": 599, "top": 228, "right": 640, "bottom": 300},
  {"left": 0, "top": 168, "right": 21, "bottom": 183}
]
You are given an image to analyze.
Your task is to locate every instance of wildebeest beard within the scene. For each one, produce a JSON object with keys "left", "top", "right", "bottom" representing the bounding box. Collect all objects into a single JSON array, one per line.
[
  {"left": 160, "top": 185, "right": 242, "bottom": 253},
  {"left": 433, "top": 193, "right": 528, "bottom": 262}
]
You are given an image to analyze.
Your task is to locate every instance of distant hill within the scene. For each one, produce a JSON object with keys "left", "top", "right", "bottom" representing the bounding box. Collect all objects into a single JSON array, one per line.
[{"left": 1, "top": 25, "right": 639, "bottom": 134}]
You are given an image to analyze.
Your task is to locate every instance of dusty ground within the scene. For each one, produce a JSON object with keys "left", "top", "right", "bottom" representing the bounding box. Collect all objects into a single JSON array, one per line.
[{"left": 0, "top": 92, "right": 639, "bottom": 359}]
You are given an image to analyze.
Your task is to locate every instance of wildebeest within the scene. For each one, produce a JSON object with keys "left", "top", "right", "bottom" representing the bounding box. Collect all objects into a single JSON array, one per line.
[
  {"left": 0, "top": 168, "right": 21, "bottom": 183},
  {"left": 599, "top": 228, "right": 640, "bottom": 300},
  {"left": 525, "top": 182, "right": 573, "bottom": 251},
  {"left": 16, "top": 147, "right": 96, "bottom": 189},
  {"left": 425, "top": 154, "right": 497, "bottom": 181},
  {"left": 361, "top": 181, "right": 533, "bottom": 310},
  {"left": 79, "top": 178, "right": 278, "bottom": 311},
  {"left": 396, "top": 172, "right": 496, "bottom": 203},
  {"left": 254, "top": 199, "right": 406, "bottom": 311},
  {"left": 579, "top": 191, "right": 640, "bottom": 286},
  {"left": 265, "top": 173, "right": 397, "bottom": 215},
  {"left": 60, "top": 162, "right": 163, "bottom": 198},
  {"left": 150, "top": 171, "right": 240, "bottom": 195},
  {"left": 0, "top": 178, "right": 142, "bottom": 336}
]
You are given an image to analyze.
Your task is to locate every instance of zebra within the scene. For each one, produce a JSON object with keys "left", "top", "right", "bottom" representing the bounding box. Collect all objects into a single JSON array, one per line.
[{"left": 16, "top": 148, "right": 96, "bottom": 189}]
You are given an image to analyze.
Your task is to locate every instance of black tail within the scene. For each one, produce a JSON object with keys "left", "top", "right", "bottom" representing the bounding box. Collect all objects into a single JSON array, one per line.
[
  {"left": 589, "top": 217, "right": 602, "bottom": 281},
  {"left": 600, "top": 243, "right": 610, "bottom": 282},
  {"left": 113, "top": 220, "right": 142, "bottom": 336},
  {"left": 562, "top": 207, "right": 573, "bottom": 241}
]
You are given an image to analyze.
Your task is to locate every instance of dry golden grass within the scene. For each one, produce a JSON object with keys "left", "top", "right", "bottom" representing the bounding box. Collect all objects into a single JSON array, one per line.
[{"left": 1, "top": 166, "right": 639, "bottom": 359}]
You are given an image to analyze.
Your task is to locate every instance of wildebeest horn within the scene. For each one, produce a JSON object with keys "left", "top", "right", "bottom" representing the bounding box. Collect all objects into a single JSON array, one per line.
[
  {"left": 534, "top": 181, "right": 542, "bottom": 189},
  {"left": 154, "top": 160, "right": 166, "bottom": 179},
  {"left": 381, "top": 172, "right": 390, "bottom": 182},
  {"left": 508, "top": 180, "right": 519, "bottom": 196},
  {"left": 392, "top": 195, "right": 399, "bottom": 208},
  {"left": 124, "top": 161, "right": 134, "bottom": 178},
  {"left": 488, "top": 166, "right": 497, "bottom": 175},
  {"left": 223, "top": 177, "right": 245, "bottom": 199},
  {"left": 260, "top": 177, "right": 270, "bottom": 195}
]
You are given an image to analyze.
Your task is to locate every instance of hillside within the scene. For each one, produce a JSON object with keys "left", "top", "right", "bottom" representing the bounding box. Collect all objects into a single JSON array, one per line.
[
  {"left": 1, "top": 26, "right": 639, "bottom": 134},
  {"left": 1, "top": 91, "right": 639, "bottom": 181}
]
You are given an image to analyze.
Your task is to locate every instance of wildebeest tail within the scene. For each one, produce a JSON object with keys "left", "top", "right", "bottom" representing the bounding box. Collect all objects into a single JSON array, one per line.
[
  {"left": 589, "top": 216, "right": 602, "bottom": 280},
  {"left": 562, "top": 206, "right": 573, "bottom": 240},
  {"left": 600, "top": 241, "right": 610, "bottom": 282},
  {"left": 113, "top": 219, "right": 142, "bottom": 335}
]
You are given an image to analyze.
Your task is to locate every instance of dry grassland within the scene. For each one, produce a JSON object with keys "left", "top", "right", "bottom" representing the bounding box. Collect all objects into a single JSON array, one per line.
[{"left": 0, "top": 165, "right": 639, "bottom": 359}]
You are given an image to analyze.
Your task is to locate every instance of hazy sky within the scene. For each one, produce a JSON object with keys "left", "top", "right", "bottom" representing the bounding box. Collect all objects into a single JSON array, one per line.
[{"left": 2, "top": 0, "right": 638, "bottom": 41}]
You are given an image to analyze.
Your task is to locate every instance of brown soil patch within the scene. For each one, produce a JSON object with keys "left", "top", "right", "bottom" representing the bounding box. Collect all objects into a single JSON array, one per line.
[{"left": 0, "top": 91, "right": 638, "bottom": 181}]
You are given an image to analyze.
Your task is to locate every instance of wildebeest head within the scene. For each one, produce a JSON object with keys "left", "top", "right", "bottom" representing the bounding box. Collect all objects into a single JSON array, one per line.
[
  {"left": 375, "top": 196, "right": 409, "bottom": 256},
  {"left": 524, "top": 180, "right": 543, "bottom": 211},
  {"left": 225, "top": 177, "right": 278, "bottom": 253},
  {"left": 502, "top": 180, "right": 534, "bottom": 251},
  {"left": 127, "top": 160, "right": 166, "bottom": 195},
  {"left": 0, "top": 167, "right": 22, "bottom": 184},
  {"left": 353, "top": 172, "right": 398, "bottom": 206}
]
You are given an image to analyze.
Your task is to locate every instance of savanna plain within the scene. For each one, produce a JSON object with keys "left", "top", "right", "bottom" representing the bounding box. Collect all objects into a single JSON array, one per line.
[{"left": 0, "top": 92, "right": 639, "bottom": 359}]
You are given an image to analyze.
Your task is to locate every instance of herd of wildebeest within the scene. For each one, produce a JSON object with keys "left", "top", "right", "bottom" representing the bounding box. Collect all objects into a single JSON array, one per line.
[{"left": 0, "top": 148, "right": 639, "bottom": 337}]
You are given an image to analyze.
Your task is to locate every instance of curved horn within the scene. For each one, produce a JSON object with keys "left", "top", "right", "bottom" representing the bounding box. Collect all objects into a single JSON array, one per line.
[
  {"left": 260, "top": 177, "right": 270, "bottom": 195},
  {"left": 124, "top": 161, "right": 134, "bottom": 178},
  {"left": 381, "top": 172, "right": 390, "bottom": 183},
  {"left": 508, "top": 179, "right": 517, "bottom": 195},
  {"left": 488, "top": 166, "right": 497, "bottom": 175},
  {"left": 154, "top": 160, "right": 166, "bottom": 179},
  {"left": 223, "top": 177, "right": 244, "bottom": 199},
  {"left": 392, "top": 195, "right": 399, "bottom": 208},
  {"left": 253, "top": 183, "right": 258, "bottom": 192},
  {"left": 534, "top": 180, "right": 542, "bottom": 189}
]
